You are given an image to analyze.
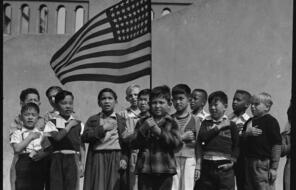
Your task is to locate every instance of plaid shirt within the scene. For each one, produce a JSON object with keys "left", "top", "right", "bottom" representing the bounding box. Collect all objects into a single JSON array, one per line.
[{"left": 130, "top": 115, "right": 183, "bottom": 174}]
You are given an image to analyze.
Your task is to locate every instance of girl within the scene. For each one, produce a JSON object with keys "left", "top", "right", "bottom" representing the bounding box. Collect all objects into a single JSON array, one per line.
[
  {"left": 10, "top": 103, "right": 49, "bottom": 190},
  {"left": 43, "top": 90, "right": 85, "bottom": 190},
  {"left": 82, "top": 88, "right": 128, "bottom": 190}
]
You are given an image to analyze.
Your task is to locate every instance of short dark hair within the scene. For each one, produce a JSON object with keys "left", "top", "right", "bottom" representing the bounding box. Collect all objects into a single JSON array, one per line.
[
  {"left": 172, "top": 84, "right": 191, "bottom": 97},
  {"left": 21, "top": 102, "right": 40, "bottom": 114},
  {"left": 235, "top": 89, "right": 251, "bottom": 102},
  {"left": 98, "top": 88, "right": 118, "bottom": 101},
  {"left": 208, "top": 91, "right": 228, "bottom": 105},
  {"left": 54, "top": 90, "right": 74, "bottom": 105},
  {"left": 150, "top": 85, "right": 171, "bottom": 103},
  {"left": 46, "top": 86, "right": 63, "bottom": 98},
  {"left": 138, "top": 88, "right": 151, "bottom": 97},
  {"left": 192, "top": 89, "right": 208, "bottom": 102},
  {"left": 20, "top": 88, "right": 40, "bottom": 102}
]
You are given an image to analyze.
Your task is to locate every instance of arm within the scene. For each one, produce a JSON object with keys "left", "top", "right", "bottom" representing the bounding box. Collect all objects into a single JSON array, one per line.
[
  {"left": 78, "top": 142, "right": 86, "bottom": 177},
  {"left": 198, "top": 121, "right": 220, "bottom": 142},
  {"left": 81, "top": 116, "right": 106, "bottom": 143},
  {"left": 51, "top": 120, "right": 80, "bottom": 141},
  {"left": 230, "top": 123, "right": 240, "bottom": 162},
  {"left": 11, "top": 131, "right": 41, "bottom": 153}
]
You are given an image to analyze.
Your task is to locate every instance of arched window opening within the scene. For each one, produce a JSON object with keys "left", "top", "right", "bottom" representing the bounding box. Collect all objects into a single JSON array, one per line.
[
  {"left": 151, "top": 9, "right": 155, "bottom": 21},
  {"left": 39, "top": 5, "right": 48, "bottom": 33},
  {"left": 161, "top": 8, "right": 171, "bottom": 17},
  {"left": 75, "top": 7, "right": 84, "bottom": 32},
  {"left": 57, "top": 6, "right": 66, "bottom": 34},
  {"left": 4, "top": 4, "right": 12, "bottom": 34},
  {"left": 21, "top": 4, "right": 30, "bottom": 33}
]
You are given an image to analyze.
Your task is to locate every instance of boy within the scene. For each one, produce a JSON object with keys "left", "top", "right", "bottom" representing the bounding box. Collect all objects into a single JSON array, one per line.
[
  {"left": 44, "top": 86, "right": 63, "bottom": 121},
  {"left": 242, "top": 92, "right": 282, "bottom": 190},
  {"left": 119, "top": 84, "right": 141, "bottom": 190},
  {"left": 43, "top": 90, "right": 85, "bottom": 190},
  {"left": 197, "top": 91, "right": 239, "bottom": 190},
  {"left": 190, "top": 89, "right": 209, "bottom": 121},
  {"left": 137, "top": 89, "right": 151, "bottom": 119},
  {"left": 9, "top": 88, "right": 46, "bottom": 190},
  {"left": 130, "top": 85, "right": 183, "bottom": 190},
  {"left": 228, "top": 90, "right": 251, "bottom": 190},
  {"left": 10, "top": 103, "right": 49, "bottom": 190},
  {"left": 171, "top": 84, "right": 201, "bottom": 190}
]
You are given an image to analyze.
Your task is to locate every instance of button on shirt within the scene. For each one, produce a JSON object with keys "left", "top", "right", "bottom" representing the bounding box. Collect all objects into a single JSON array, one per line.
[{"left": 10, "top": 128, "right": 44, "bottom": 153}]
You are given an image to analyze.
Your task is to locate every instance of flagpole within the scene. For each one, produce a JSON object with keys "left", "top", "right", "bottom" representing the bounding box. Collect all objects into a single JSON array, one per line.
[{"left": 149, "top": 0, "right": 152, "bottom": 90}]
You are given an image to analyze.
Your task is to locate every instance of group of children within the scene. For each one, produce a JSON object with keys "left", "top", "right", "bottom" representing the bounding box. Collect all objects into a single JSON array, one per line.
[{"left": 9, "top": 84, "right": 290, "bottom": 190}]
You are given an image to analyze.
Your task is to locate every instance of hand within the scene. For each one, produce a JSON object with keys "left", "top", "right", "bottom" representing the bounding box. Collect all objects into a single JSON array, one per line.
[
  {"left": 28, "top": 131, "right": 41, "bottom": 140},
  {"left": 67, "top": 119, "right": 80, "bottom": 128},
  {"left": 150, "top": 125, "right": 161, "bottom": 135},
  {"left": 103, "top": 121, "right": 116, "bottom": 131},
  {"left": 145, "top": 118, "right": 157, "bottom": 128},
  {"left": 245, "top": 125, "right": 262, "bottom": 136},
  {"left": 35, "top": 118, "right": 46, "bottom": 131},
  {"left": 217, "top": 119, "right": 231, "bottom": 130},
  {"left": 31, "top": 150, "right": 48, "bottom": 161},
  {"left": 268, "top": 169, "right": 277, "bottom": 183},
  {"left": 218, "top": 161, "right": 234, "bottom": 171},
  {"left": 119, "top": 159, "right": 127, "bottom": 170},
  {"left": 182, "top": 131, "right": 195, "bottom": 141},
  {"left": 194, "top": 169, "right": 200, "bottom": 181}
]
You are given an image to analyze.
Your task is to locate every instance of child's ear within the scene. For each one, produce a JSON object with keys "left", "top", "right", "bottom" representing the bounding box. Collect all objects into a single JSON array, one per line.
[{"left": 20, "top": 101, "right": 24, "bottom": 107}]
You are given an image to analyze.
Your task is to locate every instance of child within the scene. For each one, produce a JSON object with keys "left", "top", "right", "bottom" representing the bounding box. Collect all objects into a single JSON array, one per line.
[
  {"left": 190, "top": 89, "right": 209, "bottom": 121},
  {"left": 43, "top": 90, "right": 86, "bottom": 190},
  {"left": 9, "top": 88, "right": 45, "bottom": 190},
  {"left": 228, "top": 89, "right": 251, "bottom": 190},
  {"left": 171, "top": 84, "right": 201, "bottom": 190},
  {"left": 82, "top": 88, "right": 128, "bottom": 190},
  {"left": 44, "top": 86, "right": 63, "bottom": 121},
  {"left": 243, "top": 92, "right": 282, "bottom": 190},
  {"left": 129, "top": 85, "right": 183, "bottom": 190},
  {"left": 137, "top": 89, "right": 151, "bottom": 119},
  {"left": 119, "top": 84, "right": 141, "bottom": 190},
  {"left": 10, "top": 103, "right": 49, "bottom": 190},
  {"left": 197, "top": 91, "right": 239, "bottom": 190}
]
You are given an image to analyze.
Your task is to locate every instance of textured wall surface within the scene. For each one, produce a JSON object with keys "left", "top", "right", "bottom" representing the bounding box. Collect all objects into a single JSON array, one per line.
[{"left": 3, "top": 0, "right": 292, "bottom": 189}]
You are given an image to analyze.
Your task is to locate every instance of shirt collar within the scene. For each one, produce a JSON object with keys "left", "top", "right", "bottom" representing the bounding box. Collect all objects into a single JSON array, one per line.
[
  {"left": 229, "top": 112, "right": 249, "bottom": 123},
  {"left": 56, "top": 114, "right": 75, "bottom": 122},
  {"left": 100, "top": 112, "right": 117, "bottom": 119},
  {"left": 205, "top": 115, "right": 228, "bottom": 123}
]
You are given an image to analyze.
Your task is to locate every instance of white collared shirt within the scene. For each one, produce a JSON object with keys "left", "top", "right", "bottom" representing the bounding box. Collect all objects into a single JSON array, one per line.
[
  {"left": 10, "top": 127, "right": 44, "bottom": 153},
  {"left": 194, "top": 109, "right": 210, "bottom": 121}
]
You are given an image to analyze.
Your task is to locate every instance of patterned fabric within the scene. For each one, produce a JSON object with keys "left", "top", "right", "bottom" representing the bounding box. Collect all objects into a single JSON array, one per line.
[{"left": 130, "top": 115, "right": 183, "bottom": 174}]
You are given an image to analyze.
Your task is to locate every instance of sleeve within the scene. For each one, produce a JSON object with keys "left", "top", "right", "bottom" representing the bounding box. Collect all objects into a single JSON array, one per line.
[
  {"left": 81, "top": 116, "right": 106, "bottom": 144},
  {"left": 80, "top": 122, "right": 85, "bottom": 135},
  {"left": 10, "top": 130, "right": 22, "bottom": 144},
  {"left": 129, "top": 119, "right": 146, "bottom": 149},
  {"left": 158, "top": 119, "right": 183, "bottom": 151},
  {"left": 230, "top": 123, "right": 240, "bottom": 162},
  {"left": 268, "top": 117, "right": 282, "bottom": 145},
  {"left": 43, "top": 121, "right": 58, "bottom": 136},
  {"left": 9, "top": 116, "right": 23, "bottom": 136},
  {"left": 281, "top": 123, "right": 291, "bottom": 157},
  {"left": 198, "top": 121, "right": 220, "bottom": 143}
]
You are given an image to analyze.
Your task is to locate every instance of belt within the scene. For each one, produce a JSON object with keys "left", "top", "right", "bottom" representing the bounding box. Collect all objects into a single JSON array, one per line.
[{"left": 53, "top": 150, "right": 80, "bottom": 154}]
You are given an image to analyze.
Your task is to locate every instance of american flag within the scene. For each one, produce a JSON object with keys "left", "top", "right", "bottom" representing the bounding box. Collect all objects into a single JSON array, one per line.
[{"left": 50, "top": 0, "right": 151, "bottom": 84}]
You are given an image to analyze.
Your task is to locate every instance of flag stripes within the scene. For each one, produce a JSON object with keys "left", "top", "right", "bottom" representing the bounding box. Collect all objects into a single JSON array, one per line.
[{"left": 50, "top": 0, "right": 151, "bottom": 84}]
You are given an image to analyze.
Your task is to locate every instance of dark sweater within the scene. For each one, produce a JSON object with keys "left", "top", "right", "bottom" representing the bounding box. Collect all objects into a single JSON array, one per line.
[
  {"left": 198, "top": 119, "right": 239, "bottom": 162},
  {"left": 243, "top": 114, "right": 282, "bottom": 159}
]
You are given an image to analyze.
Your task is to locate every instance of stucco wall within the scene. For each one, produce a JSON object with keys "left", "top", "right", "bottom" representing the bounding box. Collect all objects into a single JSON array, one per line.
[{"left": 3, "top": 0, "right": 292, "bottom": 189}]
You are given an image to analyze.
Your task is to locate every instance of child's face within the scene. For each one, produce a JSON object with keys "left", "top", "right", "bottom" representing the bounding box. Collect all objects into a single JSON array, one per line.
[
  {"left": 21, "top": 108, "right": 39, "bottom": 129},
  {"left": 190, "top": 91, "right": 205, "bottom": 111},
  {"left": 209, "top": 99, "right": 227, "bottom": 120},
  {"left": 126, "top": 88, "right": 140, "bottom": 108},
  {"left": 173, "top": 94, "right": 189, "bottom": 113},
  {"left": 23, "top": 93, "right": 40, "bottom": 106},
  {"left": 232, "top": 93, "right": 249, "bottom": 114},
  {"left": 48, "top": 89, "right": 60, "bottom": 109},
  {"left": 150, "top": 97, "right": 169, "bottom": 118},
  {"left": 251, "top": 98, "right": 269, "bottom": 117},
  {"left": 138, "top": 94, "right": 150, "bottom": 113},
  {"left": 99, "top": 92, "right": 116, "bottom": 113},
  {"left": 57, "top": 95, "right": 74, "bottom": 117}
]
